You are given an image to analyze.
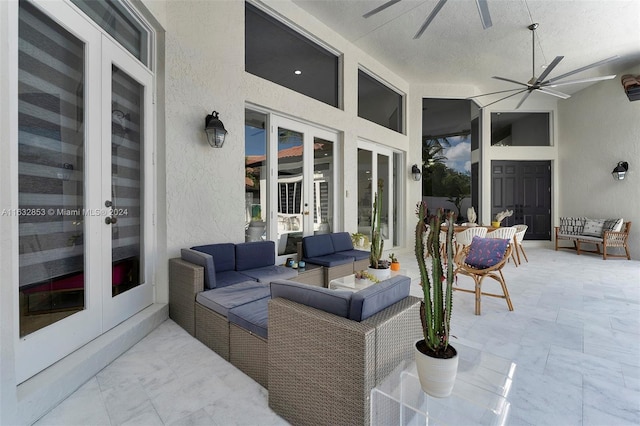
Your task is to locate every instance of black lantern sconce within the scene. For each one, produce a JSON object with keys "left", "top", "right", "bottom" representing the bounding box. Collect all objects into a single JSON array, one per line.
[
  {"left": 204, "top": 111, "right": 228, "bottom": 148},
  {"left": 611, "top": 161, "right": 629, "bottom": 181},
  {"left": 411, "top": 164, "right": 422, "bottom": 181}
]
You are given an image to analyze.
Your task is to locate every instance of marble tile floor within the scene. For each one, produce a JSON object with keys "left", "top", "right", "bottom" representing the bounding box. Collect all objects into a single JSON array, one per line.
[{"left": 36, "top": 247, "right": 640, "bottom": 426}]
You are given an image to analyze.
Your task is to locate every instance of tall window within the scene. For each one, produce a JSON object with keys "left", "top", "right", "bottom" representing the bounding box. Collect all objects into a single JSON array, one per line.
[{"left": 358, "top": 69, "right": 404, "bottom": 133}]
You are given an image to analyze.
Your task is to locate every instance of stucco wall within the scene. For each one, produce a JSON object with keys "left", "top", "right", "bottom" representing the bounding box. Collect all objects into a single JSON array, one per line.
[{"left": 558, "top": 66, "right": 640, "bottom": 259}]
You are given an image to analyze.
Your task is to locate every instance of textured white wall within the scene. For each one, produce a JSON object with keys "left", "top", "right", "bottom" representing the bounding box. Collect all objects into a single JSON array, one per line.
[
  {"left": 162, "top": 0, "right": 414, "bottom": 257},
  {"left": 558, "top": 66, "right": 640, "bottom": 259}
]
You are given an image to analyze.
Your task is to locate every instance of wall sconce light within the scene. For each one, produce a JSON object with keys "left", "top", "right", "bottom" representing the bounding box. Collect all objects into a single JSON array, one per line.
[
  {"left": 204, "top": 110, "right": 228, "bottom": 148},
  {"left": 411, "top": 164, "right": 422, "bottom": 181},
  {"left": 611, "top": 161, "right": 629, "bottom": 181}
]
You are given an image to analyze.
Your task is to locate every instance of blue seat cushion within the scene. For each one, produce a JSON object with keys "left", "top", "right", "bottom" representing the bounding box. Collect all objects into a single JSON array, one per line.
[
  {"left": 195, "top": 281, "right": 270, "bottom": 317},
  {"left": 216, "top": 270, "right": 256, "bottom": 288},
  {"left": 181, "top": 248, "right": 216, "bottom": 289},
  {"left": 235, "top": 241, "right": 275, "bottom": 271},
  {"left": 270, "top": 280, "right": 352, "bottom": 318},
  {"left": 228, "top": 297, "right": 270, "bottom": 339},
  {"left": 330, "top": 232, "right": 354, "bottom": 252},
  {"left": 304, "top": 254, "right": 354, "bottom": 267},
  {"left": 240, "top": 265, "right": 298, "bottom": 283},
  {"left": 191, "top": 243, "right": 235, "bottom": 272},
  {"left": 465, "top": 236, "right": 510, "bottom": 269},
  {"left": 349, "top": 275, "right": 411, "bottom": 321},
  {"left": 302, "top": 234, "right": 335, "bottom": 258},
  {"left": 335, "top": 249, "right": 369, "bottom": 261}
]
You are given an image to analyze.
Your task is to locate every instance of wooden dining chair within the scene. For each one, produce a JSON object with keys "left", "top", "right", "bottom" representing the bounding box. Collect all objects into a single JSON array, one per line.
[
  {"left": 486, "top": 226, "right": 518, "bottom": 266},
  {"left": 454, "top": 236, "right": 514, "bottom": 315},
  {"left": 513, "top": 224, "right": 528, "bottom": 265}
]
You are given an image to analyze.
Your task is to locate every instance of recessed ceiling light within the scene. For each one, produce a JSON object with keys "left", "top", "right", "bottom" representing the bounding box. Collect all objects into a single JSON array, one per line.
[{"left": 294, "top": 70, "right": 302, "bottom": 75}]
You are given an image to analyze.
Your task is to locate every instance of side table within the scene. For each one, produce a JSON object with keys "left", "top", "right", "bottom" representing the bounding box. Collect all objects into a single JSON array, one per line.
[
  {"left": 370, "top": 341, "right": 515, "bottom": 425},
  {"left": 292, "top": 263, "right": 324, "bottom": 287}
]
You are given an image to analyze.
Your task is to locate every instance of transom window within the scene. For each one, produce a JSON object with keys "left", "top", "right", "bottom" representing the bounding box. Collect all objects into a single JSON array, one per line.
[{"left": 358, "top": 69, "right": 404, "bottom": 133}]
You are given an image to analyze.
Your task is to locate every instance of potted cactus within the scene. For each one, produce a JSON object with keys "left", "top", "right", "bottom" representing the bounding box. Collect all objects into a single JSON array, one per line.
[
  {"left": 368, "top": 179, "right": 390, "bottom": 281},
  {"left": 389, "top": 253, "right": 400, "bottom": 271},
  {"left": 414, "top": 201, "right": 458, "bottom": 398}
]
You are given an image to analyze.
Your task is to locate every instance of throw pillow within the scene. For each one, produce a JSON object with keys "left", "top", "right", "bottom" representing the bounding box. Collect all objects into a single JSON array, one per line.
[
  {"left": 603, "top": 218, "right": 624, "bottom": 233},
  {"left": 465, "top": 236, "right": 510, "bottom": 269},
  {"left": 582, "top": 218, "right": 606, "bottom": 237}
]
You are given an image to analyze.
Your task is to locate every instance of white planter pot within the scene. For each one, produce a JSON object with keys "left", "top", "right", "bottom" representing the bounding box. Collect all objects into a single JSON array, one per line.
[
  {"left": 367, "top": 267, "right": 390, "bottom": 281},
  {"left": 414, "top": 340, "right": 458, "bottom": 398}
]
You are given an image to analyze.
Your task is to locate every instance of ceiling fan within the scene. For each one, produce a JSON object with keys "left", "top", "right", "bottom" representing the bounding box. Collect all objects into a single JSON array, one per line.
[
  {"left": 363, "top": 0, "right": 492, "bottom": 39},
  {"left": 470, "top": 23, "right": 618, "bottom": 109}
]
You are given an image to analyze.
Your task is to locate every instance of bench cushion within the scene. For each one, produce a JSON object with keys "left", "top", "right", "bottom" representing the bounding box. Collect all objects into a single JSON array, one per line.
[
  {"left": 465, "top": 236, "right": 510, "bottom": 269},
  {"left": 196, "top": 281, "right": 270, "bottom": 317},
  {"left": 228, "top": 297, "right": 270, "bottom": 339},
  {"left": 349, "top": 275, "right": 411, "bottom": 321},
  {"left": 240, "top": 265, "right": 298, "bottom": 283},
  {"left": 235, "top": 241, "right": 275, "bottom": 271},
  {"left": 181, "top": 248, "right": 216, "bottom": 289},
  {"left": 302, "top": 234, "right": 335, "bottom": 258},
  {"left": 192, "top": 243, "right": 236, "bottom": 272},
  {"left": 330, "top": 232, "right": 354, "bottom": 252},
  {"left": 270, "top": 280, "right": 352, "bottom": 318},
  {"left": 304, "top": 254, "right": 354, "bottom": 267}
]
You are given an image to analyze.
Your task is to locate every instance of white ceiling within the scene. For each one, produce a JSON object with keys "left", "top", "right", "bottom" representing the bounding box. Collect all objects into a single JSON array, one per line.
[{"left": 292, "top": 0, "right": 640, "bottom": 103}]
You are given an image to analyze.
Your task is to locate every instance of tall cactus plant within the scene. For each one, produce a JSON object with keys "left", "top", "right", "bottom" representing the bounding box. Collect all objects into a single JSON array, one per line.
[
  {"left": 415, "top": 201, "right": 456, "bottom": 357},
  {"left": 369, "top": 179, "right": 387, "bottom": 269}
]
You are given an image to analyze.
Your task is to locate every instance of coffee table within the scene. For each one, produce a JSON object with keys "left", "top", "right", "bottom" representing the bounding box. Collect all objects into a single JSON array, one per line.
[
  {"left": 370, "top": 340, "right": 515, "bottom": 425},
  {"left": 329, "top": 269, "right": 408, "bottom": 291}
]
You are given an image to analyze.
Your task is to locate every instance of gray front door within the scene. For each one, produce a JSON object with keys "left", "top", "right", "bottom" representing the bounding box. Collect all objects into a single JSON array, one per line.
[{"left": 491, "top": 161, "right": 551, "bottom": 240}]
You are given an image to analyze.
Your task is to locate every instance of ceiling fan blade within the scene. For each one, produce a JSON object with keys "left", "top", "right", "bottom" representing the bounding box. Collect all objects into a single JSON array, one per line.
[
  {"left": 545, "top": 56, "right": 619, "bottom": 85},
  {"left": 538, "top": 87, "right": 571, "bottom": 99},
  {"left": 534, "top": 56, "right": 564, "bottom": 85},
  {"left": 475, "top": 0, "right": 492, "bottom": 29},
  {"left": 546, "top": 75, "right": 616, "bottom": 88},
  {"left": 515, "top": 91, "right": 532, "bottom": 109},
  {"left": 363, "top": 0, "right": 402, "bottom": 18},
  {"left": 480, "top": 89, "right": 528, "bottom": 108},
  {"left": 492, "top": 76, "right": 530, "bottom": 87},
  {"left": 468, "top": 87, "right": 526, "bottom": 99},
  {"left": 414, "top": 0, "right": 447, "bottom": 39}
]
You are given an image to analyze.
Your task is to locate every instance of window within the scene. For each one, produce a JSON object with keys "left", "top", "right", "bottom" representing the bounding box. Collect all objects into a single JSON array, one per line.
[
  {"left": 358, "top": 69, "right": 403, "bottom": 133},
  {"left": 245, "top": 2, "right": 339, "bottom": 108},
  {"left": 491, "top": 112, "right": 551, "bottom": 146}
]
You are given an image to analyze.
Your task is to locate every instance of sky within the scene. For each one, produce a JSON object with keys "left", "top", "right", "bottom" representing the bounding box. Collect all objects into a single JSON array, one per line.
[{"left": 442, "top": 135, "right": 471, "bottom": 174}]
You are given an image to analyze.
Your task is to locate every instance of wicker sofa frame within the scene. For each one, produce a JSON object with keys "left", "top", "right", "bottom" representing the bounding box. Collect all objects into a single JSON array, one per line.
[
  {"left": 169, "top": 257, "right": 422, "bottom": 425},
  {"left": 555, "top": 220, "right": 632, "bottom": 260}
]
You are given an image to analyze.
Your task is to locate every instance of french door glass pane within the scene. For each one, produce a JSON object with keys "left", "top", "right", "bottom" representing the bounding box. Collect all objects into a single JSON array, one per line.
[
  {"left": 277, "top": 128, "right": 304, "bottom": 255},
  {"left": 357, "top": 149, "right": 373, "bottom": 238},
  {"left": 313, "top": 138, "right": 333, "bottom": 234},
  {"left": 245, "top": 110, "right": 267, "bottom": 243},
  {"left": 377, "top": 154, "right": 389, "bottom": 239},
  {"left": 18, "top": 1, "right": 85, "bottom": 336},
  {"left": 111, "top": 65, "right": 143, "bottom": 297}
]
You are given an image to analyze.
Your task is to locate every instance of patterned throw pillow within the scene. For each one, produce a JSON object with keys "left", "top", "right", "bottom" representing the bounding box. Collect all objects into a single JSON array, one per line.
[
  {"left": 603, "top": 218, "right": 624, "bottom": 233},
  {"left": 582, "top": 218, "right": 606, "bottom": 237},
  {"left": 465, "top": 236, "right": 510, "bottom": 269},
  {"left": 559, "top": 217, "right": 586, "bottom": 235}
]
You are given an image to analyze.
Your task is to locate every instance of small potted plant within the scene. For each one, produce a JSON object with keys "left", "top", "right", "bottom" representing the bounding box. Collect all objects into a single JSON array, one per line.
[
  {"left": 388, "top": 253, "right": 400, "bottom": 271},
  {"left": 354, "top": 270, "right": 379, "bottom": 285},
  {"left": 368, "top": 179, "right": 390, "bottom": 281},
  {"left": 351, "top": 232, "right": 367, "bottom": 248},
  {"left": 414, "top": 201, "right": 458, "bottom": 398},
  {"left": 492, "top": 209, "right": 514, "bottom": 228}
]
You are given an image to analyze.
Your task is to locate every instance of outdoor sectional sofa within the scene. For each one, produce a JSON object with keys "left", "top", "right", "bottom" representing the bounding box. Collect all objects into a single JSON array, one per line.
[
  {"left": 299, "top": 232, "right": 370, "bottom": 286},
  {"left": 555, "top": 217, "right": 632, "bottom": 260},
  {"left": 169, "top": 243, "right": 421, "bottom": 425}
]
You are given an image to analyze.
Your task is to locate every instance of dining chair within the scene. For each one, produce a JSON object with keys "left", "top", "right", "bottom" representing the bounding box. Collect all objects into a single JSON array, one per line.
[
  {"left": 485, "top": 226, "right": 518, "bottom": 266},
  {"left": 512, "top": 224, "right": 528, "bottom": 265},
  {"left": 455, "top": 226, "right": 488, "bottom": 254},
  {"left": 454, "top": 236, "right": 514, "bottom": 315}
]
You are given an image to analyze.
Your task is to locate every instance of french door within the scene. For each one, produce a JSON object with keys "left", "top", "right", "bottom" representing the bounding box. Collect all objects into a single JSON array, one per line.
[
  {"left": 268, "top": 116, "right": 337, "bottom": 258},
  {"left": 16, "top": 0, "right": 154, "bottom": 382}
]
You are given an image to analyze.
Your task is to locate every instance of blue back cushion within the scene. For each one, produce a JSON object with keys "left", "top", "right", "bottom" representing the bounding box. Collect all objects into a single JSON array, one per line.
[
  {"left": 349, "top": 275, "right": 410, "bottom": 321},
  {"left": 330, "top": 232, "right": 354, "bottom": 252},
  {"left": 191, "top": 243, "right": 236, "bottom": 272},
  {"left": 270, "top": 280, "right": 352, "bottom": 318},
  {"left": 181, "top": 248, "right": 216, "bottom": 289},
  {"left": 302, "top": 234, "right": 335, "bottom": 258},
  {"left": 235, "top": 241, "right": 275, "bottom": 271},
  {"left": 465, "top": 236, "right": 509, "bottom": 269}
]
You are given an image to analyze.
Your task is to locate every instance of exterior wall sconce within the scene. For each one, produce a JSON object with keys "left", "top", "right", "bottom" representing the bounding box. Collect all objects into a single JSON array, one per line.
[
  {"left": 612, "top": 161, "right": 629, "bottom": 181},
  {"left": 204, "top": 111, "right": 228, "bottom": 148},
  {"left": 411, "top": 164, "right": 422, "bottom": 181}
]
